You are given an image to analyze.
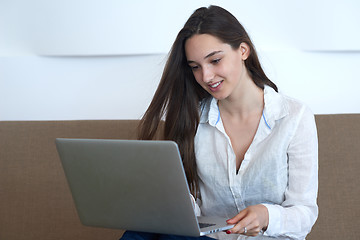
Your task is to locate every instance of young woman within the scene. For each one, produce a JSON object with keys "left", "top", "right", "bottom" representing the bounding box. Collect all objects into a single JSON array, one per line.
[{"left": 121, "top": 5, "right": 318, "bottom": 240}]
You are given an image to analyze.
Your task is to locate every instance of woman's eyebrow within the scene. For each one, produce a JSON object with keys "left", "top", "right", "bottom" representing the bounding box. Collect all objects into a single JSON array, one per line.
[
  {"left": 204, "top": 50, "right": 223, "bottom": 59},
  {"left": 187, "top": 50, "right": 223, "bottom": 64}
]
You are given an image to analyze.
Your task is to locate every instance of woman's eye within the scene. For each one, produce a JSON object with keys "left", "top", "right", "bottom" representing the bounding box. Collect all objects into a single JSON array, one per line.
[
  {"left": 211, "top": 58, "right": 221, "bottom": 64},
  {"left": 190, "top": 65, "right": 199, "bottom": 71}
]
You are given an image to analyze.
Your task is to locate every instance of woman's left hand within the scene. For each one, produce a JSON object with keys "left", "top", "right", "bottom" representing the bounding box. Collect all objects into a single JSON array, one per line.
[{"left": 226, "top": 204, "right": 269, "bottom": 236}]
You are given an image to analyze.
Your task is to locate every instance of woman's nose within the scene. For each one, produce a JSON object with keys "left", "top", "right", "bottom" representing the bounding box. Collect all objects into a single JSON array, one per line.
[{"left": 202, "top": 66, "right": 214, "bottom": 83}]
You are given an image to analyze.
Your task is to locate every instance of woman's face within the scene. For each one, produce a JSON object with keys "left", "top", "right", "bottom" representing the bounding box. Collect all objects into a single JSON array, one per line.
[{"left": 185, "top": 34, "right": 249, "bottom": 100}]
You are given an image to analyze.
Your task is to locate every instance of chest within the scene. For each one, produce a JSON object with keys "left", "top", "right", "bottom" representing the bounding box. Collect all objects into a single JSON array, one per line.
[
  {"left": 221, "top": 115, "right": 261, "bottom": 170},
  {"left": 195, "top": 122, "right": 290, "bottom": 211}
]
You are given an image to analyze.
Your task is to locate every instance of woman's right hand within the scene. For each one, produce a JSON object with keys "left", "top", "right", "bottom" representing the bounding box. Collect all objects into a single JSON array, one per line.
[{"left": 226, "top": 204, "right": 268, "bottom": 236}]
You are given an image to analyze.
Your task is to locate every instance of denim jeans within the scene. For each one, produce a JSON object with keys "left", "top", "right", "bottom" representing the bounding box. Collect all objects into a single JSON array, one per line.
[{"left": 120, "top": 231, "right": 215, "bottom": 240}]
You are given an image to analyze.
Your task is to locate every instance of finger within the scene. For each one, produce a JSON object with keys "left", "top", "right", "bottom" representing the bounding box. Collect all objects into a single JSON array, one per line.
[
  {"left": 228, "top": 217, "right": 252, "bottom": 234},
  {"left": 241, "top": 221, "right": 262, "bottom": 236},
  {"left": 227, "top": 223, "right": 261, "bottom": 236},
  {"left": 226, "top": 210, "right": 247, "bottom": 224}
]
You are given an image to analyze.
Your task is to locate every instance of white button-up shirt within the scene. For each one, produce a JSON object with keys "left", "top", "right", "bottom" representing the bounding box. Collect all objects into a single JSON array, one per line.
[{"left": 194, "top": 86, "right": 318, "bottom": 240}]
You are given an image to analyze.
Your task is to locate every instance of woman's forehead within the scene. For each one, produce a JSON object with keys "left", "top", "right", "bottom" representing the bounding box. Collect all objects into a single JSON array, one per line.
[{"left": 185, "top": 34, "right": 230, "bottom": 60}]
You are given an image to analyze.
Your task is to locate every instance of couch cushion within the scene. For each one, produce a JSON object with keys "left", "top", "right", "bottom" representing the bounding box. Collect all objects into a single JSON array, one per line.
[{"left": 307, "top": 114, "right": 360, "bottom": 240}]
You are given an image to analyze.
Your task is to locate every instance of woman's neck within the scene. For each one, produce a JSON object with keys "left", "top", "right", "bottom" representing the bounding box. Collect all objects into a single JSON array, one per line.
[{"left": 218, "top": 79, "right": 264, "bottom": 120}]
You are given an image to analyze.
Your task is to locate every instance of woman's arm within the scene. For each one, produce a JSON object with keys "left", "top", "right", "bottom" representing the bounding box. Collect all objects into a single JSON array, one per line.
[
  {"left": 263, "top": 107, "right": 319, "bottom": 239},
  {"left": 228, "top": 106, "right": 319, "bottom": 239}
]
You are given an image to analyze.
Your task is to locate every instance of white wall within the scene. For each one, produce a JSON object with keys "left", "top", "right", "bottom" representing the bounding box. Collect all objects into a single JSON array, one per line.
[{"left": 1, "top": 0, "right": 359, "bottom": 120}]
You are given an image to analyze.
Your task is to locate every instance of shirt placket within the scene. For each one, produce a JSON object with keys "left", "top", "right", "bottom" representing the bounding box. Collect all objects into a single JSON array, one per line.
[
  {"left": 229, "top": 144, "right": 246, "bottom": 212},
  {"left": 216, "top": 119, "right": 246, "bottom": 213}
]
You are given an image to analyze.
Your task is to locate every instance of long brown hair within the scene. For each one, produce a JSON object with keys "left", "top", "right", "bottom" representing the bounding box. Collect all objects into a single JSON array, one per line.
[{"left": 138, "top": 5, "right": 277, "bottom": 197}]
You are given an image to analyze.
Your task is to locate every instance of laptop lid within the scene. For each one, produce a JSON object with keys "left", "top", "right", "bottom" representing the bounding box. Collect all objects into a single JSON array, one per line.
[{"left": 55, "top": 138, "right": 233, "bottom": 237}]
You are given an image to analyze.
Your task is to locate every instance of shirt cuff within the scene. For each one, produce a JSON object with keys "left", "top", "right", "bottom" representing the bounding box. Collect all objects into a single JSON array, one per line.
[{"left": 261, "top": 203, "right": 282, "bottom": 237}]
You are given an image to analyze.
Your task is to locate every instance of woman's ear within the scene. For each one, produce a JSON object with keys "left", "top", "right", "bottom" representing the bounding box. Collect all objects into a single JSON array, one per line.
[{"left": 239, "top": 42, "right": 250, "bottom": 60}]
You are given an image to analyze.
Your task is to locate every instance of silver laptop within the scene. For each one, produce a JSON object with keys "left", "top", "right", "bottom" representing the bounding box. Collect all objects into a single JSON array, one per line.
[{"left": 55, "top": 138, "right": 234, "bottom": 237}]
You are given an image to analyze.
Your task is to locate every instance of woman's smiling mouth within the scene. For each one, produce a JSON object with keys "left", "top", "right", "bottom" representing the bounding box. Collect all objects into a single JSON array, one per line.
[{"left": 209, "top": 80, "right": 223, "bottom": 91}]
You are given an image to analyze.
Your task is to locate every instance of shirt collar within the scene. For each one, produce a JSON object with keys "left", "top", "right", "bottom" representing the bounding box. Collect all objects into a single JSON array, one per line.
[
  {"left": 199, "top": 85, "right": 289, "bottom": 128},
  {"left": 200, "top": 97, "right": 219, "bottom": 126},
  {"left": 262, "top": 85, "right": 289, "bottom": 129}
]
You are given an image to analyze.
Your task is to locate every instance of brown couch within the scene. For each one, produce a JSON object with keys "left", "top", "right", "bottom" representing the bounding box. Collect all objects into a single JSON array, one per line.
[{"left": 1, "top": 114, "right": 359, "bottom": 240}]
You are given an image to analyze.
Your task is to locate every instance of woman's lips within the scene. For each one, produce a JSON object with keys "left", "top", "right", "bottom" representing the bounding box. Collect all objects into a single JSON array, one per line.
[{"left": 208, "top": 80, "right": 223, "bottom": 91}]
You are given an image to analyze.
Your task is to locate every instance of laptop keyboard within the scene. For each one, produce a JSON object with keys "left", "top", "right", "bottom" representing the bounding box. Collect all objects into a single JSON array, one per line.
[{"left": 199, "top": 222, "right": 216, "bottom": 228}]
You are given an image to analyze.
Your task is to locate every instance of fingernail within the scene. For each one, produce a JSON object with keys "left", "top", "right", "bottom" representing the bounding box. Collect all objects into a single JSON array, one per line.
[{"left": 226, "top": 230, "right": 231, "bottom": 234}]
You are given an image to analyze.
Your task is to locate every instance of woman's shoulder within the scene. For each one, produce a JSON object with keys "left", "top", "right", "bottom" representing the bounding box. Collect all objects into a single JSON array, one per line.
[
  {"left": 281, "top": 93, "right": 314, "bottom": 119},
  {"left": 264, "top": 86, "right": 314, "bottom": 125},
  {"left": 276, "top": 92, "right": 316, "bottom": 133}
]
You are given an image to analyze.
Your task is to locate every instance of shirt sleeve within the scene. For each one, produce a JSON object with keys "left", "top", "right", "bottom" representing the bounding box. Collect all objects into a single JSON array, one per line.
[
  {"left": 190, "top": 194, "right": 202, "bottom": 216},
  {"left": 262, "top": 106, "right": 319, "bottom": 239}
]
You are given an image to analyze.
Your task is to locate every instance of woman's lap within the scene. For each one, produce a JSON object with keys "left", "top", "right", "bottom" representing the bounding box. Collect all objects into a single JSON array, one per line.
[{"left": 120, "top": 231, "right": 215, "bottom": 240}]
